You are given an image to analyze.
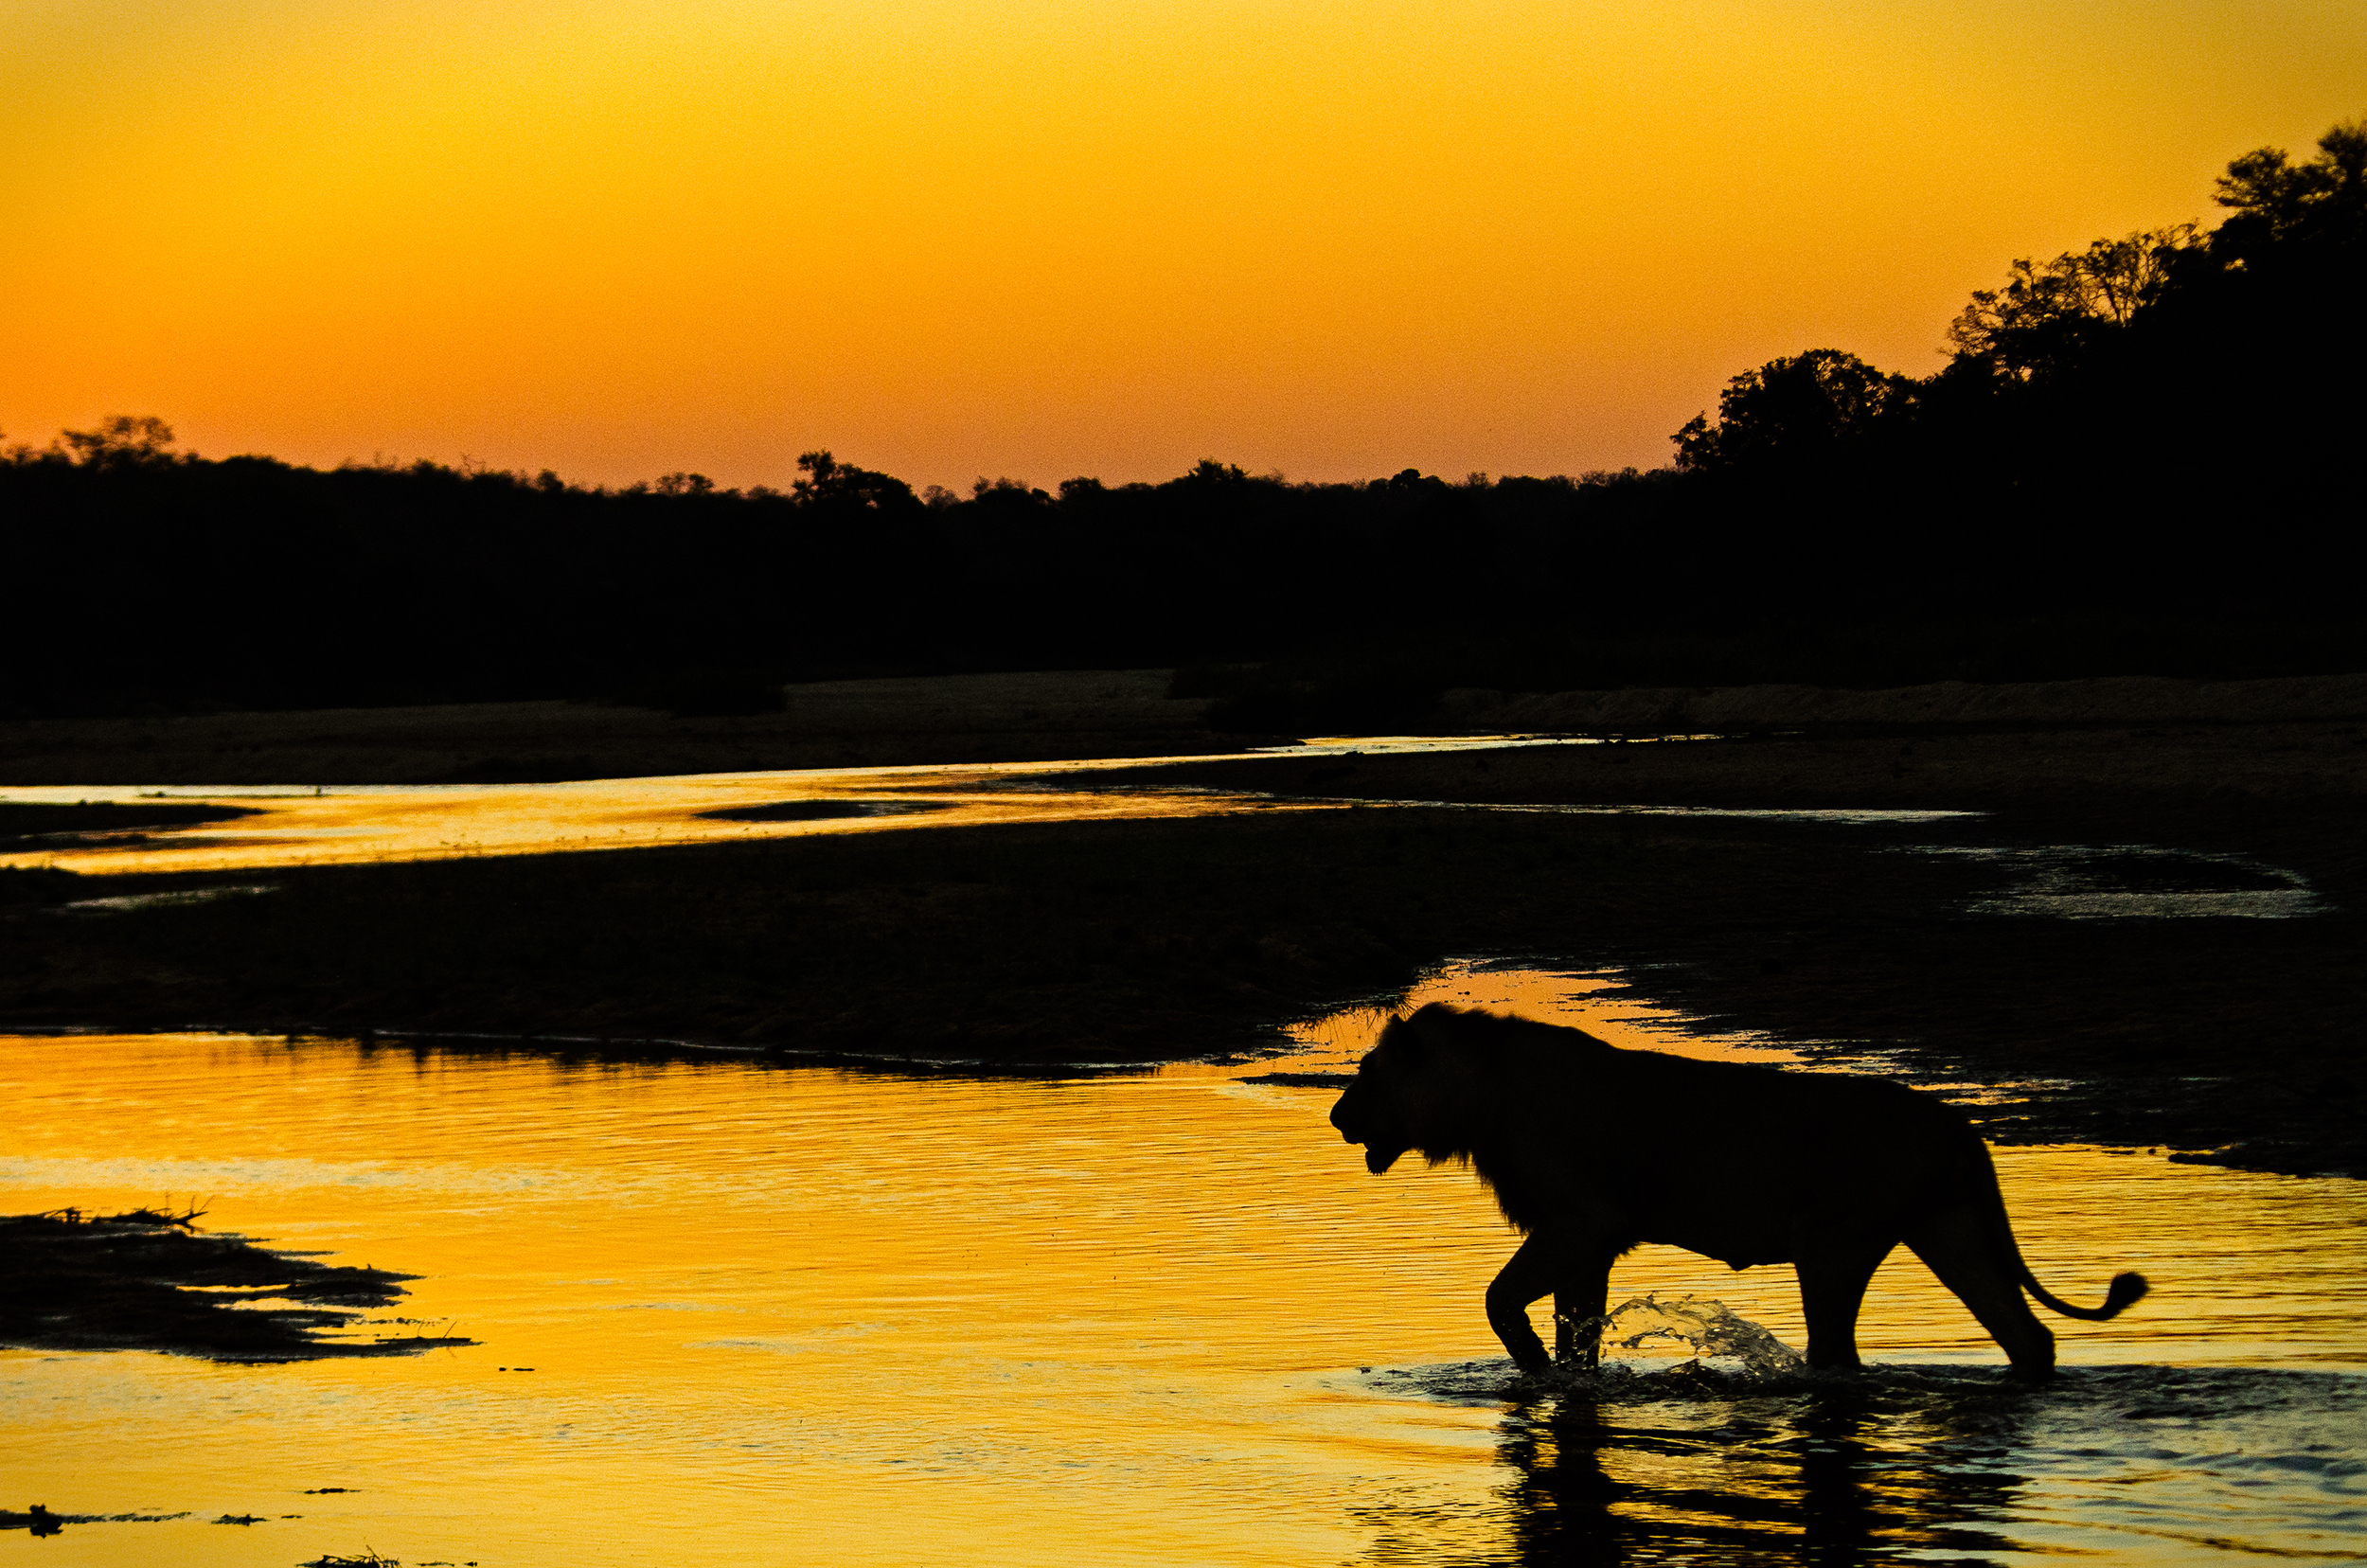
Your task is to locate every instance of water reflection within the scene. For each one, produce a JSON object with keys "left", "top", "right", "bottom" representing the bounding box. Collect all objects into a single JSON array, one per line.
[
  {"left": 1468, "top": 1389, "right": 2032, "bottom": 1566},
  {"left": 1419, "top": 1381, "right": 2032, "bottom": 1565},
  {"left": 1363, "top": 1363, "right": 2367, "bottom": 1566}
]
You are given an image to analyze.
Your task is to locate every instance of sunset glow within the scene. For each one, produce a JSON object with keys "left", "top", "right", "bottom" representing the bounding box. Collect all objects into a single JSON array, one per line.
[{"left": 4, "top": 0, "right": 2356, "bottom": 488}]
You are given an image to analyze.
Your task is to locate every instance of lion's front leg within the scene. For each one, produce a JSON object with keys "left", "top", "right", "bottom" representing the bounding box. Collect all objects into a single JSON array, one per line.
[
  {"left": 1553, "top": 1259, "right": 1616, "bottom": 1369},
  {"left": 1486, "top": 1235, "right": 1565, "bottom": 1375}
]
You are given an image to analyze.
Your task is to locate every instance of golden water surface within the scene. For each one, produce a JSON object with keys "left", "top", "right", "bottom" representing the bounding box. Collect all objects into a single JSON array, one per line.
[
  {"left": 6, "top": 970, "right": 2361, "bottom": 1565},
  {"left": 0, "top": 738, "right": 1950, "bottom": 880},
  {"left": 0, "top": 759, "right": 1299, "bottom": 876},
  {"left": 0, "top": 739, "right": 1577, "bottom": 876}
]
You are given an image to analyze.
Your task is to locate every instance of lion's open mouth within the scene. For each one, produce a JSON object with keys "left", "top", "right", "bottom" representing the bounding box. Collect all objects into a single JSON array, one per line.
[{"left": 1364, "top": 1144, "right": 1405, "bottom": 1174}]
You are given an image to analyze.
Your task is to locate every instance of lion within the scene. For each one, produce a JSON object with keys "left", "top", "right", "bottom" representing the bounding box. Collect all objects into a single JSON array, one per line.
[{"left": 1328, "top": 1004, "right": 2146, "bottom": 1376}]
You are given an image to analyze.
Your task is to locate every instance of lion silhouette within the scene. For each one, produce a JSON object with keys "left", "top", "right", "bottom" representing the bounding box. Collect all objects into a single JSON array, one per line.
[{"left": 1328, "top": 1004, "right": 2146, "bottom": 1376}]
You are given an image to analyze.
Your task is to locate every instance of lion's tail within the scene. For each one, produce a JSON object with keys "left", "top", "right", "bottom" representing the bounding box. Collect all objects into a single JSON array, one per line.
[
  {"left": 2020, "top": 1266, "right": 2150, "bottom": 1321},
  {"left": 1961, "top": 1133, "right": 2151, "bottom": 1322}
]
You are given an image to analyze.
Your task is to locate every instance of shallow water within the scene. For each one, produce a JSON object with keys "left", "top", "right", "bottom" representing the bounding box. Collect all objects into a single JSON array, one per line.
[
  {"left": 0, "top": 736, "right": 1970, "bottom": 883},
  {"left": 0, "top": 758, "right": 1311, "bottom": 876},
  {"left": 0, "top": 737, "right": 1603, "bottom": 876},
  {"left": 6, "top": 978, "right": 2362, "bottom": 1564}
]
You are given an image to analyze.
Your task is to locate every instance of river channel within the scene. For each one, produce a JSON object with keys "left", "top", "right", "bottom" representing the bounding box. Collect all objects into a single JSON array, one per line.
[{"left": 6, "top": 965, "right": 2362, "bottom": 1566}]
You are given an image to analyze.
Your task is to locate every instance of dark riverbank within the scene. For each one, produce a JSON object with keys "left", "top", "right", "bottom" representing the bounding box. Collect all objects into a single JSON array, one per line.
[{"left": 4, "top": 740, "right": 2358, "bottom": 1178}]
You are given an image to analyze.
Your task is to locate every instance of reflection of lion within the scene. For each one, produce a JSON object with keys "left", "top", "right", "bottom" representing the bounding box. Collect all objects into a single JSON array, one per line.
[{"left": 1328, "top": 1005, "right": 2146, "bottom": 1375}]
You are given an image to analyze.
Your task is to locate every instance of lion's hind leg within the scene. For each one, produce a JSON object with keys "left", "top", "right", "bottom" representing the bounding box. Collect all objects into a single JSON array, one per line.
[
  {"left": 1795, "top": 1238, "right": 1896, "bottom": 1371},
  {"left": 1904, "top": 1204, "right": 2055, "bottom": 1376}
]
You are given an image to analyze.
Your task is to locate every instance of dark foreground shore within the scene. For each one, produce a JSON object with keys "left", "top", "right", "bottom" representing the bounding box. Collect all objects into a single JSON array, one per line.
[
  {"left": 3, "top": 676, "right": 2360, "bottom": 1180},
  {"left": 0, "top": 1207, "right": 467, "bottom": 1360}
]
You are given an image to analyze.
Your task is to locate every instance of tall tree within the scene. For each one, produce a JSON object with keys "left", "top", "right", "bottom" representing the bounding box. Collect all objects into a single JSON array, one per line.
[
  {"left": 1673, "top": 349, "right": 1905, "bottom": 476},
  {"left": 1943, "top": 226, "right": 2199, "bottom": 381},
  {"left": 54, "top": 414, "right": 180, "bottom": 468},
  {"left": 2212, "top": 118, "right": 2367, "bottom": 252}
]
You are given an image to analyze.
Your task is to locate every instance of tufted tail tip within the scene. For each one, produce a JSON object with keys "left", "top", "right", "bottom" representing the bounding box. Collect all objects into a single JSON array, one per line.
[{"left": 2101, "top": 1271, "right": 2150, "bottom": 1317}]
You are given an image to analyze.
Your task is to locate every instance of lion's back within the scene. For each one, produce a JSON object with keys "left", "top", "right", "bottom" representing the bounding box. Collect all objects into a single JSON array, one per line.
[{"left": 1400, "top": 1008, "right": 1983, "bottom": 1228}]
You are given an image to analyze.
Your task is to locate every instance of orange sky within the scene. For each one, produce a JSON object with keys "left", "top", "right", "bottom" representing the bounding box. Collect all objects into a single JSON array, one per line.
[{"left": 3, "top": 0, "right": 2357, "bottom": 490}]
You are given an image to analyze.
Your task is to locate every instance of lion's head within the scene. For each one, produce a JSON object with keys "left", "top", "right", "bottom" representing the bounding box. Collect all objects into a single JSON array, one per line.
[{"left": 1329, "top": 1008, "right": 1465, "bottom": 1174}]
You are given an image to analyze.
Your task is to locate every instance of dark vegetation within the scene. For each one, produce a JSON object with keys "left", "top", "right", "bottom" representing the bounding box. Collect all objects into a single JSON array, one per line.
[
  {"left": 3, "top": 759, "right": 2358, "bottom": 1176},
  {"left": 0, "top": 1204, "right": 468, "bottom": 1359},
  {"left": 5, "top": 124, "right": 2358, "bottom": 727}
]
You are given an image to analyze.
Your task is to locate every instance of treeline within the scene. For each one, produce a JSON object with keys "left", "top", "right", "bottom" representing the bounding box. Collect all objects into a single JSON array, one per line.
[
  {"left": 1668, "top": 118, "right": 2363, "bottom": 547},
  {"left": 4, "top": 121, "right": 2358, "bottom": 722},
  {"left": 1, "top": 442, "right": 1702, "bottom": 719}
]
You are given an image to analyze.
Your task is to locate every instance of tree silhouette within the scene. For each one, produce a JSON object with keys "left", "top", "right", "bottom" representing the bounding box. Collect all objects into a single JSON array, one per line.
[
  {"left": 1673, "top": 349, "right": 1905, "bottom": 475},
  {"left": 6, "top": 122, "right": 2358, "bottom": 722},
  {"left": 790, "top": 449, "right": 920, "bottom": 513},
  {"left": 57, "top": 414, "right": 178, "bottom": 468},
  {"left": 2213, "top": 118, "right": 2367, "bottom": 250},
  {"left": 1943, "top": 226, "right": 2199, "bottom": 381}
]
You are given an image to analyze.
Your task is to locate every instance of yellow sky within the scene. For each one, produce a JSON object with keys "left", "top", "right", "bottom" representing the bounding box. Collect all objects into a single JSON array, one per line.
[{"left": 2, "top": 0, "right": 2357, "bottom": 490}]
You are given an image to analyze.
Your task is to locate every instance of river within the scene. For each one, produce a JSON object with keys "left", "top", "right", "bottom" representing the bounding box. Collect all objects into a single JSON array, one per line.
[{"left": 6, "top": 965, "right": 2360, "bottom": 1565}]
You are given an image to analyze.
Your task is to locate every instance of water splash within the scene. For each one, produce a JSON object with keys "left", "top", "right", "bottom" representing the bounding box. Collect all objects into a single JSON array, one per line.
[{"left": 1557, "top": 1292, "right": 1805, "bottom": 1376}]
